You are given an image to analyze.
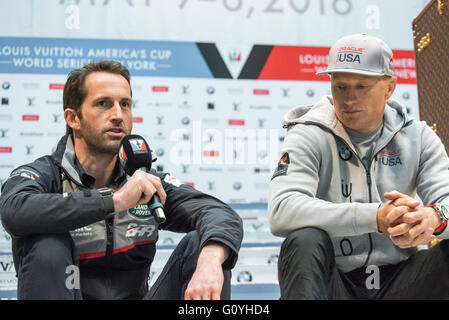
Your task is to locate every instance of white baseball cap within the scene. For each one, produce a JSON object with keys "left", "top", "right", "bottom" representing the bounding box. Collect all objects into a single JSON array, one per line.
[{"left": 316, "top": 33, "right": 394, "bottom": 77}]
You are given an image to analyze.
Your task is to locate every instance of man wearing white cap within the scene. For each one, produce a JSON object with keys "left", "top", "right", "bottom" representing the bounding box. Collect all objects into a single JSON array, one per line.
[{"left": 269, "top": 34, "right": 449, "bottom": 299}]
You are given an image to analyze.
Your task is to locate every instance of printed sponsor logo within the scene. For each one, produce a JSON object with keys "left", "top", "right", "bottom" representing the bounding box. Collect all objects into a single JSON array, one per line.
[
  {"left": 9, "top": 168, "right": 40, "bottom": 180},
  {"left": 0, "top": 258, "right": 14, "bottom": 273},
  {"left": 71, "top": 226, "right": 93, "bottom": 237},
  {"left": 379, "top": 149, "right": 402, "bottom": 166},
  {"left": 25, "top": 145, "right": 34, "bottom": 155},
  {"left": 0, "top": 147, "right": 12, "bottom": 153},
  {"left": 129, "top": 138, "right": 148, "bottom": 153},
  {"left": 22, "top": 115, "right": 39, "bottom": 121},
  {"left": 271, "top": 152, "right": 290, "bottom": 180},
  {"left": 228, "top": 49, "right": 242, "bottom": 62},
  {"left": 203, "top": 150, "right": 220, "bottom": 157},
  {"left": 128, "top": 203, "right": 152, "bottom": 220},
  {"left": 337, "top": 52, "right": 362, "bottom": 63},
  {"left": 133, "top": 117, "right": 143, "bottom": 123},
  {"left": 253, "top": 89, "right": 269, "bottom": 95},
  {"left": 206, "top": 86, "right": 215, "bottom": 95},
  {"left": 228, "top": 119, "right": 245, "bottom": 126},
  {"left": 163, "top": 174, "right": 182, "bottom": 187},
  {"left": 49, "top": 83, "right": 65, "bottom": 90},
  {"left": 237, "top": 271, "right": 252, "bottom": 283},
  {"left": 152, "top": 86, "right": 169, "bottom": 92},
  {"left": 156, "top": 116, "right": 164, "bottom": 125},
  {"left": 125, "top": 223, "right": 155, "bottom": 238},
  {"left": 339, "top": 147, "right": 352, "bottom": 161},
  {"left": 20, "top": 132, "right": 44, "bottom": 136},
  {"left": 1, "top": 82, "right": 10, "bottom": 90},
  {"left": 181, "top": 85, "right": 189, "bottom": 94},
  {"left": 52, "top": 114, "right": 62, "bottom": 123},
  {"left": 338, "top": 46, "right": 365, "bottom": 53},
  {"left": 335, "top": 44, "right": 365, "bottom": 66}
]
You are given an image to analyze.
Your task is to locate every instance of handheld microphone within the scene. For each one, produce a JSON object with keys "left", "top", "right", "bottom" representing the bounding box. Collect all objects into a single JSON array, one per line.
[{"left": 118, "top": 134, "right": 166, "bottom": 224}]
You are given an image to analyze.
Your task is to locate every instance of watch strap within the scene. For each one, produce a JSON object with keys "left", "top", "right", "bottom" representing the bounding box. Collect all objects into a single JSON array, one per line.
[
  {"left": 425, "top": 204, "right": 448, "bottom": 235},
  {"left": 98, "top": 187, "right": 115, "bottom": 213}
]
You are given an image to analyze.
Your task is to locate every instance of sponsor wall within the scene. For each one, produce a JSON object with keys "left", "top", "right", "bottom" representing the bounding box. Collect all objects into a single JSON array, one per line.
[{"left": 0, "top": 0, "right": 428, "bottom": 298}]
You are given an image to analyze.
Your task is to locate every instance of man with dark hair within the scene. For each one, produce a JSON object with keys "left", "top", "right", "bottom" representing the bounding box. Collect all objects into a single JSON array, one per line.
[
  {"left": 269, "top": 34, "right": 449, "bottom": 299},
  {"left": 0, "top": 60, "right": 243, "bottom": 300},
  {"left": 62, "top": 60, "right": 132, "bottom": 135}
]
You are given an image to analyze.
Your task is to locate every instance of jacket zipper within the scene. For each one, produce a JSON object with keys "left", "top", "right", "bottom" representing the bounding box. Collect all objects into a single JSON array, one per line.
[
  {"left": 362, "top": 129, "right": 406, "bottom": 267},
  {"left": 105, "top": 216, "right": 114, "bottom": 257},
  {"left": 364, "top": 169, "right": 374, "bottom": 267},
  {"left": 340, "top": 140, "right": 374, "bottom": 267}
]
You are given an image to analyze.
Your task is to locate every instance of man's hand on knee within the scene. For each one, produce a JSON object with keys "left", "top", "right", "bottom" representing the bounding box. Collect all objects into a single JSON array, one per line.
[
  {"left": 184, "top": 242, "right": 229, "bottom": 300},
  {"left": 377, "top": 190, "right": 419, "bottom": 233},
  {"left": 379, "top": 191, "right": 441, "bottom": 248}
]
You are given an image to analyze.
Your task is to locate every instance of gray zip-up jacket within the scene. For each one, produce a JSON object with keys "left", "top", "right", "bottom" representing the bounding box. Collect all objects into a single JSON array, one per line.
[{"left": 269, "top": 95, "right": 449, "bottom": 272}]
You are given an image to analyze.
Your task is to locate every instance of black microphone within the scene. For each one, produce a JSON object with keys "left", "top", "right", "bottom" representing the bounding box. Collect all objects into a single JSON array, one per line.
[{"left": 118, "top": 134, "right": 166, "bottom": 224}]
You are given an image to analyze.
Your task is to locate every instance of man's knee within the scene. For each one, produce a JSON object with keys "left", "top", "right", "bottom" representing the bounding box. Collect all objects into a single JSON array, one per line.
[
  {"left": 178, "top": 231, "right": 201, "bottom": 258},
  {"left": 282, "top": 227, "right": 333, "bottom": 255},
  {"left": 21, "top": 233, "right": 75, "bottom": 270},
  {"left": 18, "top": 233, "right": 80, "bottom": 299}
]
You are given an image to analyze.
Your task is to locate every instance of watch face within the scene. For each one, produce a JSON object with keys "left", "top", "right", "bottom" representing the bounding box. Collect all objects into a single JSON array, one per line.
[
  {"left": 440, "top": 205, "right": 449, "bottom": 220},
  {"left": 99, "top": 187, "right": 113, "bottom": 197}
]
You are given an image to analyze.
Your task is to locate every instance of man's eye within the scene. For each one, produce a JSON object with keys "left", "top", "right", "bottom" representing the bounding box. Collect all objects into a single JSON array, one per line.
[{"left": 97, "top": 100, "right": 106, "bottom": 107}]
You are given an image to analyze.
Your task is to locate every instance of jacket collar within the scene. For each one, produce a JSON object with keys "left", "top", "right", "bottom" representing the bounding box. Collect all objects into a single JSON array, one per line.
[
  {"left": 283, "top": 95, "right": 410, "bottom": 149},
  {"left": 52, "top": 135, "right": 126, "bottom": 188}
]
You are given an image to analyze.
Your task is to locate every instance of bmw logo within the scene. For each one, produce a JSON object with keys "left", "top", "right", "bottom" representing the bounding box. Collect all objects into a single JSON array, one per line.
[
  {"left": 237, "top": 271, "right": 252, "bottom": 283},
  {"left": 206, "top": 86, "right": 215, "bottom": 95},
  {"left": 339, "top": 147, "right": 352, "bottom": 161},
  {"left": 181, "top": 117, "right": 190, "bottom": 125},
  {"left": 156, "top": 148, "right": 165, "bottom": 157},
  {"left": 267, "top": 254, "right": 279, "bottom": 265},
  {"left": 402, "top": 92, "right": 410, "bottom": 100}
]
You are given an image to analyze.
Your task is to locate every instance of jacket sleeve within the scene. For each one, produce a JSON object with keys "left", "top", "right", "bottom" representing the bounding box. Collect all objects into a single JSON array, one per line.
[
  {"left": 0, "top": 157, "right": 111, "bottom": 237},
  {"left": 154, "top": 171, "right": 243, "bottom": 269},
  {"left": 415, "top": 124, "right": 449, "bottom": 239},
  {"left": 268, "top": 125, "right": 379, "bottom": 238}
]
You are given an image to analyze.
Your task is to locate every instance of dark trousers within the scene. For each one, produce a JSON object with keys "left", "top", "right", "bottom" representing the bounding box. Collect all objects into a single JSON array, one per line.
[
  {"left": 278, "top": 227, "right": 449, "bottom": 300},
  {"left": 16, "top": 231, "right": 230, "bottom": 300}
]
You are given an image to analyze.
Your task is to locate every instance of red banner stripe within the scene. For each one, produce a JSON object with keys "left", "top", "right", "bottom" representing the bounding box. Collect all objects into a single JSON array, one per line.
[{"left": 258, "top": 45, "right": 416, "bottom": 84}]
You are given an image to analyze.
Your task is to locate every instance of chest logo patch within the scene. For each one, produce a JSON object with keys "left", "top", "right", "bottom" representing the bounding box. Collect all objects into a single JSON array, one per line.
[{"left": 339, "top": 147, "right": 352, "bottom": 161}]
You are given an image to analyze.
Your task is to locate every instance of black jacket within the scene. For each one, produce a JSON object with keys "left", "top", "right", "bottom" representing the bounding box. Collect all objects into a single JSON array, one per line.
[{"left": 0, "top": 135, "right": 243, "bottom": 299}]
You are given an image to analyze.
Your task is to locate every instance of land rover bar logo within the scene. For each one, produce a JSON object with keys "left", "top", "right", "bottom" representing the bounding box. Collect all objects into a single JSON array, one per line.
[{"left": 128, "top": 203, "right": 152, "bottom": 220}]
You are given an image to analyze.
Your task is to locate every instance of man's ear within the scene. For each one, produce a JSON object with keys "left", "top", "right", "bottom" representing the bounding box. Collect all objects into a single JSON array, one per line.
[
  {"left": 385, "top": 76, "right": 397, "bottom": 100},
  {"left": 64, "top": 108, "right": 81, "bottom": 132}
]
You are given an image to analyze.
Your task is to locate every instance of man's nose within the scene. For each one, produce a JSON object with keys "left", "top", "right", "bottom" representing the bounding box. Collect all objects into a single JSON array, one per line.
[
  {"left": 110, "top": 102, "right": 124, "bottom": 121},
  {"left": 343, "top": 88, "right": 358, "bottom": 105}
]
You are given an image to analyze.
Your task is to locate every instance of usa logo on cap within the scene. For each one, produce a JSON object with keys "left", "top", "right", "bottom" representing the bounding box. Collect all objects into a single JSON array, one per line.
[{"left": 336, "top": 46, "right": 364, "bottom": 64}]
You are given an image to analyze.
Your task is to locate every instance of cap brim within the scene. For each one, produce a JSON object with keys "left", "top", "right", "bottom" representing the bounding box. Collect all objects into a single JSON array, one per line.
[{"left": 316, "top": 68, "right": 386, "bottom": 76}]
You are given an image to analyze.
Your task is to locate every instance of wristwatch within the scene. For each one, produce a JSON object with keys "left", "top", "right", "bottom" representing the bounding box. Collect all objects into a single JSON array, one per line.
[
  {"left": 426, "top": 204, "right": 449, "bottom": 235},
  {"left": 98, "top": 187, "right": 115, "bottom": 213}
]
